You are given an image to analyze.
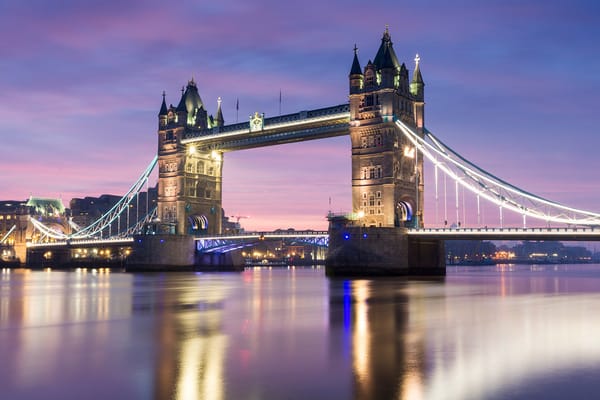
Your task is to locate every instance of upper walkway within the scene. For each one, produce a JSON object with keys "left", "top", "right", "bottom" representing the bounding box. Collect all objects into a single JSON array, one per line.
[{"left": 181, "top": 104, "right": 350, "bottom": 151}]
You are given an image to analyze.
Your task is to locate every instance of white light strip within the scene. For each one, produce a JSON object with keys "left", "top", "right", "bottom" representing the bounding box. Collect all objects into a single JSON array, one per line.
[
  {"left": 182, "top": 112, "right": 350, "bottom": 144},
  {"left": 408, "top": 227, "right": 600, "bottom": 237},
  {"left": 0, "top": 224, "right": 16, "bottom": 244},
  {"left": 30, "top": 156, "right": 158, "bottom": 242},
  {"left": 396, "top": 120, "right": 600, "bottom": 226},
  {"left": 27, "top": 237, "right": 134, "bottom": 248},
  {"left": 424, "top": 129, "right": 600, "bottom": 219}
]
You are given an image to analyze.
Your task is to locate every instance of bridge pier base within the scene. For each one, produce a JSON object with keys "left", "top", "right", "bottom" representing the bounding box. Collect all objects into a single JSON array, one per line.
[
  {"left": 126, "top": 235, "right": 196, "bottom": 271},
  {"left": 194, "top": 251, "right": 244, "bottom": 272},
  {"left": 325, "top": 225, "right": 445, "bottom": 277}
]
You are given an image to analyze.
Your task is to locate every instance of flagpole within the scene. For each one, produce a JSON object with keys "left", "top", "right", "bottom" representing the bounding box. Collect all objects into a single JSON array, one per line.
[
  {"left": 236, "top": 98, "right": 239, "bottom": 123},
  {"left": 279, "top": 89, "right": 282, "bottom": 116}
]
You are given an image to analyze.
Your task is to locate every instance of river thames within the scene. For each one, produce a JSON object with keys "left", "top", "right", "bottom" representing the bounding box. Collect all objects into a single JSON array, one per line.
[{"left": 1, "top": 264, "right": 600, "bottom": 399}]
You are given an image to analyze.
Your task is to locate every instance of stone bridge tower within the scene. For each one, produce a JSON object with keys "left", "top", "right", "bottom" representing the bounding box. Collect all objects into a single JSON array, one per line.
[
  {"left": 349, "top": 28, "right": 425, "bottom": 228},
  {"left": 156, "top": 80, "right": 224, "bottom": 235}
]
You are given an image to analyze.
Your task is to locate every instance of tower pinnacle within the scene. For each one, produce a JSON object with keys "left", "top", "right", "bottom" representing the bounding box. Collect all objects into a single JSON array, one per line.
[
  {"left": 412, "top": 53, "right": 424, "bottom": 84},
  {"left": 159, "top": 91, "right": 168, "bottom": 116},
  {"left": 215, "top": 96, "right": 224, "bottom": 127},
  {"left": 350, "top": 44, "right": 362, "bottom": 75}
]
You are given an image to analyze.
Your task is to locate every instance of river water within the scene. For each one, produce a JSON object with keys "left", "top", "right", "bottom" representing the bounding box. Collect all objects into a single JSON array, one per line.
[{"left": 1, "top": 264, "right": 600, "bottom": 399}]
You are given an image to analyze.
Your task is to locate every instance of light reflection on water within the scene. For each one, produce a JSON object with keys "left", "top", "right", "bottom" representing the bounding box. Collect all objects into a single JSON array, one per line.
[{"left": 1, "top": 265, "right": 600, "bottom": 399}]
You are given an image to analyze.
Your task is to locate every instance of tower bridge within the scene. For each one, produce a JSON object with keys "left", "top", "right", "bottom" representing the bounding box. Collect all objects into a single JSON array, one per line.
[{"left": 17, "top": 27, "right": 600, "bottom": 275}]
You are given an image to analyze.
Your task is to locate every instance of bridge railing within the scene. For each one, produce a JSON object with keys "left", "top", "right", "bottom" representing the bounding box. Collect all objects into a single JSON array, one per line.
[
  {"left": 411, "top": 227, "right": 600, "bottom": 233},
  {"left": 195, "top": 231, "right": 329, "bottom": 240},
  {"left": 195, "top": 231, "right": 329, "bottom": 252}
]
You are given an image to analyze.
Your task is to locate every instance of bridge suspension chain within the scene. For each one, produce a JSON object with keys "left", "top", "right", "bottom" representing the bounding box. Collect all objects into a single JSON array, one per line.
[
  {"left": 396, "top": 120, "right": 600, "bottom": 226},
  {"left": 30, "top": 156, "right": 158, "bottom": 241},
  {"left": 117, "top": 206, "right": 157, "bottom": 237},
  {"left": 0, "top": 224, "right": 16, "bottom": 244}
]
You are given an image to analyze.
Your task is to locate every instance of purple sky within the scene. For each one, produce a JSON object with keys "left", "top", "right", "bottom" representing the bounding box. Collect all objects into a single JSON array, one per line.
[{"left": 2, "top": 0, "right": 600, "bottom": 231}]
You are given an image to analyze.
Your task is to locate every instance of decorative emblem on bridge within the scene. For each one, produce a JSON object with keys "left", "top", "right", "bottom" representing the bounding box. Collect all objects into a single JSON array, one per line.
[{"left": 249, "top": 112, "right": 264, "bottom": 132}]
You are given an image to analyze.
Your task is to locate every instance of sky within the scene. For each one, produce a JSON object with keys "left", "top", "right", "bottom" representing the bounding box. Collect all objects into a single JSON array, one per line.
[{"left": 1, "top": 0, "right": 600, "bottom": 231}]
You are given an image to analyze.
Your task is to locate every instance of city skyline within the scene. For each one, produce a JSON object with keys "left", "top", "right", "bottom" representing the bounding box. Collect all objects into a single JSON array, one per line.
[{"left": 2, "top": 0, "right": 600, "bottom": 230}]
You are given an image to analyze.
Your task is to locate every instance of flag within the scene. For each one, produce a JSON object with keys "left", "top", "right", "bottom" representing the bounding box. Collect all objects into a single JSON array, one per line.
[{"left": 236, "top": 98, "right": 239, "bottom": 110}]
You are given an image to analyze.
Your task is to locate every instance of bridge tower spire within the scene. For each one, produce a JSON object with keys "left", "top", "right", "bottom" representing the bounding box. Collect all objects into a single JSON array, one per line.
[{"left": 349, "top": 28, "right": 425, "bottom": 228}]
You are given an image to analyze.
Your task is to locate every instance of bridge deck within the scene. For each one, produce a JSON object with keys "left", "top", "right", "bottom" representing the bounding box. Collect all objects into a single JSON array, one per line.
[{"left": 408, "top": 227, "right": 600, "bottom": 241}]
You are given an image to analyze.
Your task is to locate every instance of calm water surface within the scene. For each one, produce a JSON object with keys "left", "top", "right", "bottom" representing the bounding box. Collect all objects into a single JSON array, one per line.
[{"left": 1, "top": 265, "right": 600, "bottom": 399}]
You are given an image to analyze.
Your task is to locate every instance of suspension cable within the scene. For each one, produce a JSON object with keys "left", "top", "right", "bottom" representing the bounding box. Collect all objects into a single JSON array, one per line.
[{"left": 396, "top": 120, "right": 600, "bottom": 226}]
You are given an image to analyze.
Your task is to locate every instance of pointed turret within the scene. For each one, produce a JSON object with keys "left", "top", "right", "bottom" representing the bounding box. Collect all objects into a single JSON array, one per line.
[
  {"left": 175, "top": 78, "right": 208, "bottom": 126},
  {"left": 215, "top": 97, "right": 224, "bottom": 127},
  {"left": 410, "top": 54, "right": 425, "bottom": 100},
  {"left": 183, "top": 78, "right": 204, "bottom": 114},
  {"left": 176, "top": 86, "right": 186, "bottom": 112},
  {"left": 159, "top": 91, "right": 168, "bottom": 116},
  {"left": 373, "top": 26, "right": 400, "bottom": 71},
  {"left": 350, "top": 44, "right": 362, "bottom": 75},
  {"left": 349, "top": 45, "right": 363, "bottom": 95}
]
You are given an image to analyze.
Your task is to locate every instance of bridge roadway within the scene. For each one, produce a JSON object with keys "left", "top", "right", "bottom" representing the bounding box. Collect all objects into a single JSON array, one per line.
[
  {"left": 181, "top": 104, "right": 350, "bottom": 151},
  {"left": 196, "top": 231, "right": 329, "bottom": 252},
  {"left": 26, "top": 227, "right": 600, "bottom": 251},
  {"left": 408, "top": 227, "right": 600, "bottom": 241},
  {"left": 27, "top": 237, "right": 134, "bottom": 249}
]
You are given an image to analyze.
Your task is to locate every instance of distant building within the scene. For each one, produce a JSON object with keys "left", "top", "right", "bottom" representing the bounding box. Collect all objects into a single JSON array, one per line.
[
  {"left": 0, "top": 196, "right": 68, "bottom": 263},
  {"left": 0, "top": 200, "right": 26, "bottom": 246},
  {"left": 70, "top": 186, "right": 157, "bottom": 234}
]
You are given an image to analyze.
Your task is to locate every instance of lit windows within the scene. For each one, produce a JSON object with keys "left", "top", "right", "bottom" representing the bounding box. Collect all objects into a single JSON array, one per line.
[{"left": 361, "top": 134, "right": 383, "bottom": 148}]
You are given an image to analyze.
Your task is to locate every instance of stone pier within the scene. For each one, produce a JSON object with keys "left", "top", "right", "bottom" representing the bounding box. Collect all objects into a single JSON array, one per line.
[{"left": 325, "top": 225, "right": 445, "bottom": 276}]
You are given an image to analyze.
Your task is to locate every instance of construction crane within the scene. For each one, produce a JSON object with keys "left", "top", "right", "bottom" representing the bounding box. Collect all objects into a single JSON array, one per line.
[
  {"left": 229, "top": 215, "right": 249, "bottom": 223},
  {"left": 226, "top": 215, "right": 248, "bottom": 234}
]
